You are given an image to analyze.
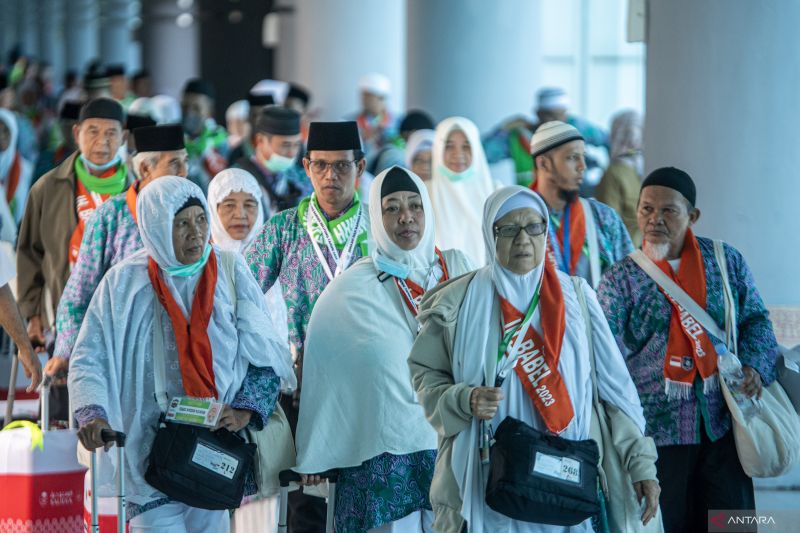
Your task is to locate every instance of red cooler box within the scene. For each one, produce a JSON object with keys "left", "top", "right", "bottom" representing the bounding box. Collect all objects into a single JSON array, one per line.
[{"left": 0, "top": 421, "right": 86, "bottom": 532}]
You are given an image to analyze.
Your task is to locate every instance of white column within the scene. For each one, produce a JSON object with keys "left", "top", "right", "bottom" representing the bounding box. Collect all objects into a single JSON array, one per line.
[
  {"left": 0, "top": 0, "right": 17, "bottom": 62},
  {"left": 64, "top": 0, "right": 99, "bottom": 72},
  {"left": 282, "top": 0, "right": 406, "bottom": 120},
  {"left": 645, "top": 0, "right": 800, "bottom": 306},
  {"left": 19, "top": 0, "right": 39, "bottom": 58},
  {"left": 406, "top": 0, "right": 542, "bottom": 132},
  {"left": 99, "top": 0, "right": 133, "bottom": 67},
  {"left": 38, "top": 0, "right": 65, "bottom": 81},
  {"left": 140, "top": 0, "right": 199, "bottom": 98}
]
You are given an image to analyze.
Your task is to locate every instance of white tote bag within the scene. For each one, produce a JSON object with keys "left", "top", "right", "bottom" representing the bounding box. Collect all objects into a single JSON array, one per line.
[
  {"left": 711, "top": 241, "right": 800, "bottom": 478},
  {"left": 630, "top": 243, "right": 800, "bottom": 478}
]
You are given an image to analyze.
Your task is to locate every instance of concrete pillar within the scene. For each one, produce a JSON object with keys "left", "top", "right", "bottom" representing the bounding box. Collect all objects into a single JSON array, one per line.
[
  {"left": 64, "top": 0, "right": 100, "bottom": 73},
  {"left": 38, "top": 0, "right": 65, "bottom": 81},
  {"left": 140, "top": 0, "right": 200, "bottom": 98},
  {"left": 99, "top": 0, "right": 133, "bottom": 67},
  {"left": 406, "top": 0, "right": 542, "bottom": 132},
  {"left": 280, "top": 0, "right": 406, "bottom": 120},
  {"left": 645, "top": 0, "right": 800, "bottom": 305},
  {"left": 0, "top": 0, "right": 17, "bottom": 64},
  {"left": 19, "top": 0, "right": 39, "bottom": 58}
]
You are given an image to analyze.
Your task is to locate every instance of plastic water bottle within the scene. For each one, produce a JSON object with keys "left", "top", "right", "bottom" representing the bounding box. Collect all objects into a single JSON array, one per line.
[{"left": 715, "top": 343, "right": 759, "bottom": 420}]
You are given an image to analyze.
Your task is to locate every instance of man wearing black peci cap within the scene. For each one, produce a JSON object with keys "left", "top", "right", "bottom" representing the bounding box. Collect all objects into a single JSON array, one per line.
[
  {"left": 17, "top": 97, "right": 131, "bottom": 357},
  {"left": 47, "top": 124, "right": 188, "bottom": 379},
  {"left": 234, "top": 105, "right": 308, "bottom": 216},
  {"left": 181, "top": 78, "right": 228, "bottom": 194},
  {"left": 597, "top": 167, "right": 779, "bottom": 533},
  {"left": 245, "top": 120, "right": 370, "bottom": 533},
  {"left": 107, "top": 64, "right": 134, "bottom": 109}
]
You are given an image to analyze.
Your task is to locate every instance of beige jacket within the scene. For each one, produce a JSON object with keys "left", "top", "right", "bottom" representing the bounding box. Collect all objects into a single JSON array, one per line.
[
  {"left": 16, "top": 152, "right": 81, "bottom": 326},
  {"left": 408, "top": 271, "right": 661, "bottom": 533}
]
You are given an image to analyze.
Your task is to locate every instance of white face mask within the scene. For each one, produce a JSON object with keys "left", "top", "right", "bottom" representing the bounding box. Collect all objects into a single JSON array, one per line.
[{"left": 264, "top": 152, "right": 294, "bottom": 173}]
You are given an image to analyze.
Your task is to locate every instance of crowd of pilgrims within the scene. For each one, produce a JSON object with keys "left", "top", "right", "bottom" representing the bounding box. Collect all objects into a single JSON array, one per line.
[{"left": 0, "top": 60, "right": 780, "bottom": 533}]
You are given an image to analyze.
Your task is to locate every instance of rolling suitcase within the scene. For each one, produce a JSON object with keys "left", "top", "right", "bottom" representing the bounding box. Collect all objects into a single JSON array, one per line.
[
  {"left": 86, "top": 429, "right": 127, "bottom": 533},
  {"left": 278, "top": 469, "right": 338, "bottom": 533}
]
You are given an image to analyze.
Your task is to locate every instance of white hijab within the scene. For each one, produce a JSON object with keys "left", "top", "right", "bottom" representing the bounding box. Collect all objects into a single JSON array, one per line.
[
  {"left": 404, "top": 128, "right": 435, "bottom": 168},
  {"left": 0, "top": 109, "right": 19, "bottom": 181},
  {"left": 207, "top": 168, "right": 265, "bottom": 253},
  {"left": 368, "top": 165, "right": 440, "bottom": 287},
  {"left": 429, "top": 117, "right": 496, "bottom": 267},
  {"left": 489, "top": 189, "right": 550, "bottom": 312}
]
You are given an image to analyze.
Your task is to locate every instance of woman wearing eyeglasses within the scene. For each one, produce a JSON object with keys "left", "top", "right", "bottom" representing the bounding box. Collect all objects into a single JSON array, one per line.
[{"left": 408, "top": 186, "right": 662, "bottom": 533}]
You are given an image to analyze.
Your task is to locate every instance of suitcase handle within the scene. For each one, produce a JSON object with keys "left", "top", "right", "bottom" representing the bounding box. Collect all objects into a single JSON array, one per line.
[
  {"left": 279, "top": 468, "right": 338, "bottom": 487},
  {"left": 100, "top": 429, "right": 126, "bottom": 447}
]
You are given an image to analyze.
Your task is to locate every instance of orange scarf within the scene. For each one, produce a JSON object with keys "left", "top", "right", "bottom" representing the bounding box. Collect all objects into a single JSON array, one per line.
[
  {"left": 530, "top": 184, "right": 586, "bottom": 275},
  {"left": 147, "top": 250, "right": 218, "bottom": 399},
  {"left": 68, "top": 178, "right": 111, "bottom": 265},
  {"left": 502, "top": 260, "right": 574, "bottom": 434},
  {"left": 5, "top": 152, "right": 20, "bottom": 203},
  {"left": 656, "top": 228, "right": 718, "bottom": 397},
  {"left": 126, "top": 182, "right": 139, "bottom": 223}
]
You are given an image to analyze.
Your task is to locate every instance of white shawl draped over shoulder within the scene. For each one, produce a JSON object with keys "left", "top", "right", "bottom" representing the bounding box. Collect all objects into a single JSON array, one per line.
[{"left": 294, "top": 249, "right": 472, "bottom": 474}]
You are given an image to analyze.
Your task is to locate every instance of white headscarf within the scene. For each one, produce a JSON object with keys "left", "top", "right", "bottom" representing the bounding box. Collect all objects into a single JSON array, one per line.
[
  {"left": 368, "top": 165, "right": 439, "bottom": 287},
  {"left": 207, "top": 168, "right": 265, "bottom": 253},
  {"left": 404, "top": 128, "right": 435, "bottom": 168},
  {"left": 485, "top": 187, "right": 550, "bottom": 312},
  {"left": 137, "top": 175, "right": 210, "bottom": 271},
  {"left": 0, "top": 109, "right": 19, "bottom": 181},
  {"left": 429, "top": 117, "right": 496, "bottom": 267}
]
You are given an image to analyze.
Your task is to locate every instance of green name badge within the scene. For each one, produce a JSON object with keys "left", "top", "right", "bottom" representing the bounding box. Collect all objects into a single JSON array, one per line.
[{"left": 165, "top": 396, "right": 223, "bottom": 428}]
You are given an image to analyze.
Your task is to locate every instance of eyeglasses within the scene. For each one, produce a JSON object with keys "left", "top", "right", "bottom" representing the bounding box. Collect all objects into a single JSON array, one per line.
[
  {"left": 306, "top": 159, "right": 357, "bottom": 175},
  {"left": 494, "top": 223, "right": 547, "bottom": 239}
]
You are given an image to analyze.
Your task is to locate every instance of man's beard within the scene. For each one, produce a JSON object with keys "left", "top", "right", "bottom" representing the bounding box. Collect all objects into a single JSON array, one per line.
[
  {"left": 557, "top": 187, "right": 580, "bottom": 204},
  {"left": 642, "top": 240, "right": 671, "bottom": 261}
]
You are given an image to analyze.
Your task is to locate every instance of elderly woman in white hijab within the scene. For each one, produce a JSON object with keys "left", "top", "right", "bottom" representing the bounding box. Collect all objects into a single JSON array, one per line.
[
  {"left": 408, "top": 186, "right": 661, "bottom": 533},
  {"left": 405, "top": 129, "right": 435, "bottom": 182},
  {"left": 208, "top": 168, "right": 290, "bottom": 346},
  {"left": 294, "top": 166, "right": 472, "bottom": 532},
  {"left": 69, "top": 176, "right": 295, "bottom": 532},
  {"left": 428, "top": 117, "right": 496, "bottom": 267},
  {"left": 0, "top": 108, "right": 33, "bottom": 226}
]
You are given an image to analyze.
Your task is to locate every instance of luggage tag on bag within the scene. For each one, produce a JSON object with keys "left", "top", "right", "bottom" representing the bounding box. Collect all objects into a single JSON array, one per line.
[
  {"left": 165, "top": 396, "right": 224, "bottom": 427},
  {"left": 532, "top": 451, "right": 581, "bottom": 484}
]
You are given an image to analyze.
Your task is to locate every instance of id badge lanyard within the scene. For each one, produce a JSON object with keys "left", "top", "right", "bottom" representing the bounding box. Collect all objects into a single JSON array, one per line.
[{"left": 480, "top": 285, "right": 541, "bottom": 464}]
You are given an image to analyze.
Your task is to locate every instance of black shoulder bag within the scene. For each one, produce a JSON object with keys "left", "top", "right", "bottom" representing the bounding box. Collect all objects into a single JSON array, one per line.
[{"left": 143, "top": 287, "right": 255, "bottom": 510}]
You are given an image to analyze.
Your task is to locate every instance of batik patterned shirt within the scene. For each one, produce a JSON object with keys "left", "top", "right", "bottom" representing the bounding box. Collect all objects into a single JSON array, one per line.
[
  {"left": 244, "top": 206, "right": 367, "bottom": 353},
  {"left": 548, "top": 198, "right": 634, "bottom": 283},
  {"left": 596, "top": 237, "right": 778, "bottom": 446},
  {"left": 55, "top": 193, "right": 143, "bottom": 358}
]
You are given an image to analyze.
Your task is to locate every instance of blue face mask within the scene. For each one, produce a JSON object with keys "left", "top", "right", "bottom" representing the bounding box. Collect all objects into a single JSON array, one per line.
[
  {"left": 373, "top": 254, "right": 411, "bottom": 279},
  {"left": 79, "top": 154, "right": 121, "bottom": 173},
  {"left": 264, "top": 153, "right": 294, "bottom": 173},
  {"left": 437, "top": 164, "right": 475, "bottom": 182},
  {"left": 182, "top": 114, "right": 204, "bottom": 136},
  {"left": 165, "top": 243, "right": 212, "bottom": 277}
]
